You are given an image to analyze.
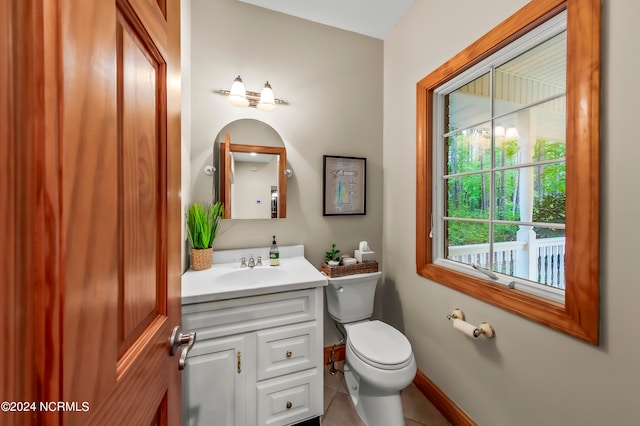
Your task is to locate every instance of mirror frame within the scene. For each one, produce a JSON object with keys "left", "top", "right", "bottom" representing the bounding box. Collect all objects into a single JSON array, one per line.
[
  {"left": 416, "top": 0, "right": 600, "bottom": 344},
  {"left": 220, "top": 133, "right": 287, "bottom": 219}
]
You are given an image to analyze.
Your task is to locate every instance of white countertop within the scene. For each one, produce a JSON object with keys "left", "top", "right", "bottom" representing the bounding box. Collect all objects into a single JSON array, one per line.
[{"left": 182, "top": 245, "right": 327, "bottom": 304}]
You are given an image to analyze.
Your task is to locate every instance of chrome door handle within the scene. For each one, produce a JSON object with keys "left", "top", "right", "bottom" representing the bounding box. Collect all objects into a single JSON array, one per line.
[
  {"left": 178, "top": 337, "right": 195, "bottom": 370},
  {"left": 170, "top": 326, "right": 197, "bottom": 371}
]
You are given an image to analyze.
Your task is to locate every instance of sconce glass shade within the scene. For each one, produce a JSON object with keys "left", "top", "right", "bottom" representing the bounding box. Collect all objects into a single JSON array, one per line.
[
  {"left": 228, "top": 76, "right": 249, "bottom": 107},
  {"left": 257, "top": 81, "right": 277, "bottom": 111},
  {"left": 494, "top": 126, "right": 506, "bottom": 138}
]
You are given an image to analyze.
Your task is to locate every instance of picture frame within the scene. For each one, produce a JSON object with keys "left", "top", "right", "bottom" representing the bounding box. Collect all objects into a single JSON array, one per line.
[{"left": 323, "top": 155, "right": 366, "bottom": 216}]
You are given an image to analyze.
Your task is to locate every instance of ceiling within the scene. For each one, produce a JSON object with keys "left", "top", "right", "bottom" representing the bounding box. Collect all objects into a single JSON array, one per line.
[{"left": 237, "top": 0, "right": 415, "bottom": 39}]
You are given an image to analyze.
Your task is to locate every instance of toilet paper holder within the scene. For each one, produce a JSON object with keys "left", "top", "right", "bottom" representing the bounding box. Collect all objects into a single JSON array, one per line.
[{"left": 447, "top": 308, "right": 495, "bottom": 339}]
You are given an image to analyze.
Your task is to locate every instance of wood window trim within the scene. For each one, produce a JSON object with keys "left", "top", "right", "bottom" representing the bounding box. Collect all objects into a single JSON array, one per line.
[{"left": 416, "top": 0, "right": 600, "bottom": 345}]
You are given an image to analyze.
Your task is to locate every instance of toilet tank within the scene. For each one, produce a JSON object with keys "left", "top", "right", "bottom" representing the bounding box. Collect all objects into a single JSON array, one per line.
[{"left": 325, "top": 271, "right": 382, "bottom": 323}]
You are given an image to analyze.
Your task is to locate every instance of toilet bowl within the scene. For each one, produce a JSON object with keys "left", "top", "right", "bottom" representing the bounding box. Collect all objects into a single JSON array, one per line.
[{"left": 325, "top": 272, "right": 416, "bottom": 426}]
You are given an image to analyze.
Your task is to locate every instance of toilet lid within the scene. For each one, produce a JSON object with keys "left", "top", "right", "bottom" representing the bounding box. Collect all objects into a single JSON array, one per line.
[{"left": 347, "top": 321, "right": 413, "bottom": 370}]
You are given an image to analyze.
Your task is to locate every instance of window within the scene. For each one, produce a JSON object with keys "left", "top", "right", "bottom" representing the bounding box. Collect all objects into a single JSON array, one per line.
[
  {"left": 436, "top": 14, "right": 568, "bottom": 302},
  {"left": 416, "top": 0, "right": 600, "bottom": 345}
]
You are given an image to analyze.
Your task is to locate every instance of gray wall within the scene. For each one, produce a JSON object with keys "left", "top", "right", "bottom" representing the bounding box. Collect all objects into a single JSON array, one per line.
[
  {"left": 384, "top": 0, "right": 640, "bottom": 424},
  {"left": 186, "top": 0, "right": 383, "bottom": 344}
]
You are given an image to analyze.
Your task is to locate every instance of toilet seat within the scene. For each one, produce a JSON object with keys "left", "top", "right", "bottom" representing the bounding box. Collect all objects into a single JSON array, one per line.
[{"left": 347, "top": 320, "right": 413, "bottom": 370}]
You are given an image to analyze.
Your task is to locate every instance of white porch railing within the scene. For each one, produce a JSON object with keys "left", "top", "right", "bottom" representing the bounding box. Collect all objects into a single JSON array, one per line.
[{"left": 447, "top": 237, "right": 566, "bottom": 289}]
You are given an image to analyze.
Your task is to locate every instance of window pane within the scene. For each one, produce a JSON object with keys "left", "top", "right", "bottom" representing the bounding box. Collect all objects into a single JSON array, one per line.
[
  {"left": 494, "top": 99, "right": 566, "bottom": 167},
  {"left": 496, "top": 164, "right": 565, "bottom": 225},
  {"left": 492, "top": 224, "right": 520, "bottom": 278},
  {"left": 446, "top": 124, "right": 492, "bottom": 174},
  {"left": 533, "top": 162, "right": 566, "bottom": 225},
  {"left": 446, "top": 221, "right": 490, "bottom": 267},
  {"left": 446, "top": 72, "right": 491, "bottom": 132},
  {"left": 494, "top": 168, "right": 519, "bottom": 221},
  {"left": 494, "top": 31, "right": 566, "bottom": 117},
  {"left": 531, "top": 226, "right": 566, "bottom": 289},
  {"left": 446, "top": 173, "right": 490, "bottom": 220},
  {"left": 492, "top": 224, "right": 566, "bottom": 289}
]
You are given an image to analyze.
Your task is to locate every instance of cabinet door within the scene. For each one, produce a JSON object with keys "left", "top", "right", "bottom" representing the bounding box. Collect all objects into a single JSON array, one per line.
[{"left": 183, "top": 335, "right": 247, "bottom": 426}]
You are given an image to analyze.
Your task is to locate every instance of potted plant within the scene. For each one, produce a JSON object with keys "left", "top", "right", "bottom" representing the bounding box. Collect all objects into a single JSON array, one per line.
[
  {"left": 187, "top": 201, "right": 224, "bottom": 270},
  {"left": 324, "top": 243, "right": 341, "bottom": 266}
]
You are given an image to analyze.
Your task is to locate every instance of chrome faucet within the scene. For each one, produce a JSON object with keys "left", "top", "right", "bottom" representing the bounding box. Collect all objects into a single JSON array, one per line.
[
  {"left": 256, "top": 256, "right": 262, "bottom": 266},
  {"left": 240, "top": 257, "right": 247, "bottom": 268},
  {"left": 248, "top": 254, "right": 255, "bottom": 268}
]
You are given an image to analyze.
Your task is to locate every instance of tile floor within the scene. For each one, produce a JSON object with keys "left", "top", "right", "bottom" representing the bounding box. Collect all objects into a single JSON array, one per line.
[{"left": 321, "top": 361, "right": 452, "bottom": 426}]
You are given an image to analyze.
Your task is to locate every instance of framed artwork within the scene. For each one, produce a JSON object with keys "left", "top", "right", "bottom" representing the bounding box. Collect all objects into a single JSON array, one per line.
[{"left": 323, "top": 155, "right": 366, "bottom": 216}]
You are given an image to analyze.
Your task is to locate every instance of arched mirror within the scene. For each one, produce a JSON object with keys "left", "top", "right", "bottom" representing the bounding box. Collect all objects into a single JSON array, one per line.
[{"left": 213, "top": 119, "right": 287, "bottom": 219}]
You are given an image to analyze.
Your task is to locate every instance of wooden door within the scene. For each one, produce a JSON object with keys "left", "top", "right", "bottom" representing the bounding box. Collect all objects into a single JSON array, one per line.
[{"left": 1, "top": 0, "right": 183, "bottom": 424}]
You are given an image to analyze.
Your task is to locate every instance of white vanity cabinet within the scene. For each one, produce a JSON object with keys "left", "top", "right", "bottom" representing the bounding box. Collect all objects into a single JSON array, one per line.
[{"left": 182, "top": 287, "right": 324, "bottom": 426}]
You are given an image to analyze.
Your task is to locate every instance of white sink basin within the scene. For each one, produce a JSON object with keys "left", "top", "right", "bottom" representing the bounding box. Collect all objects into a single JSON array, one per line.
[
  {"left": 215, "top": 266, "right": 287, "bottom": 286},
  {"left": 182, "top": 252, "right": 327, "bottom": 304}
]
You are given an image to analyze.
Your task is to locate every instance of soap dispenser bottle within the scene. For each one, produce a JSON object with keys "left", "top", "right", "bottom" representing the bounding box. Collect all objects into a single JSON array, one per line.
[{"left": 269, "top": 235, "right": 280, "bottom": 266}]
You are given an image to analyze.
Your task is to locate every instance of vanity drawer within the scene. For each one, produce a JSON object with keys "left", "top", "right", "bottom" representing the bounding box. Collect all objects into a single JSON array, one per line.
[
  {"left": 182, "top": 288, "right": 318, "bottom": 340},
  {"left": 256, "top": 368, "right": 321, "bottom": 426},
  {"left": 256, "top": 322, "right": 319, "bottom": 381}
]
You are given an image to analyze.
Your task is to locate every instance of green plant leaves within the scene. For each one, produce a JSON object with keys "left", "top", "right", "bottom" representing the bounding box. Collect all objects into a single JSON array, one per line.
[
  {"left": 324, "top": 243, "right": 340, "bottom": 261},
  {"left": 187, "top": 201, "right": 224, "bottom": 249}
]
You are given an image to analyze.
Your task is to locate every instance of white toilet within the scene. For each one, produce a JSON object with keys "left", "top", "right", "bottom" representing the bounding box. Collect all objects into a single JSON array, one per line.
[{"left": 325, "top": 271, "right": 416, "bottom": 426}]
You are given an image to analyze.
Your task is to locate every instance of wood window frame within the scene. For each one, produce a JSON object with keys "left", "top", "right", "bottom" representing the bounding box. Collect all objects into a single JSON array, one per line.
[{"left": 416, "top": 0, "right": 600, "bottom": 345}]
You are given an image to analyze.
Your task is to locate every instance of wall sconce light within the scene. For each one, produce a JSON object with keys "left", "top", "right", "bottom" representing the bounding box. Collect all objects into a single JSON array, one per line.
[
  {"left": 218, "top": 76, "right": 287, "bottom": 111},
  {"left": 505, "top": 126, "right": 519, "bottom": 140}
]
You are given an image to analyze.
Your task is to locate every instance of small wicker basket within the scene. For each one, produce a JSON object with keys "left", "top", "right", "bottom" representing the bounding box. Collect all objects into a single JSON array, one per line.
[
  {"left": 191, "top": 248, "right": 213, "bottom": 271},
  {"left": 321, "top": 261, "right": 378, "bottom": 278}
]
